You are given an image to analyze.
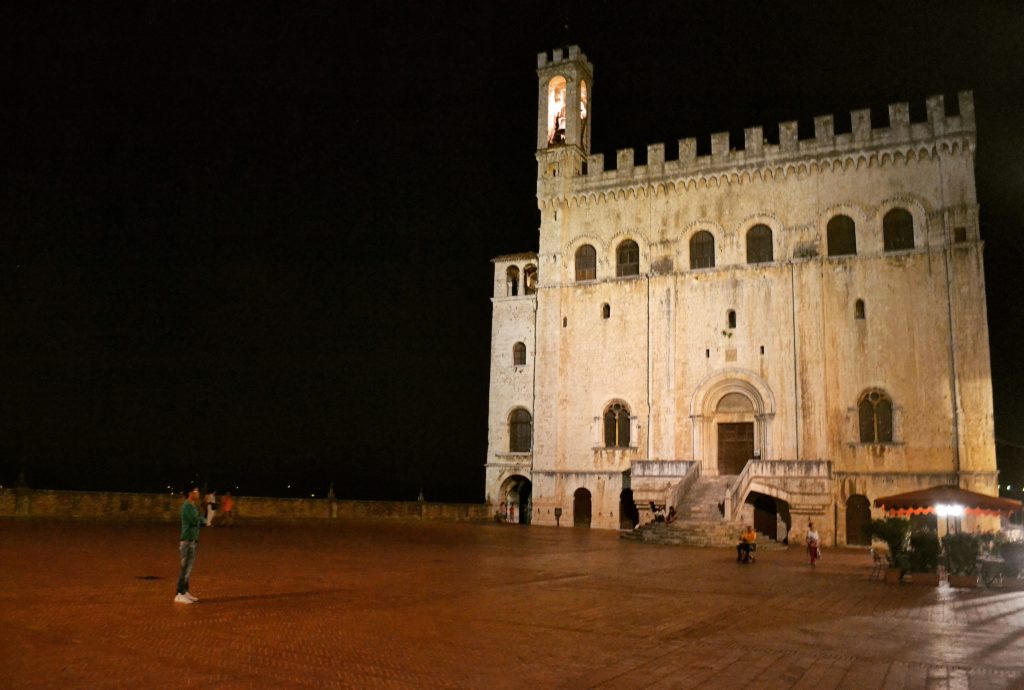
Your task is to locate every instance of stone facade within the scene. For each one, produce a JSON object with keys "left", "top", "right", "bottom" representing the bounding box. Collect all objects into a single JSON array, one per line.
[{"left": 485, "top": 46, "right": 997, "bottom": 544}]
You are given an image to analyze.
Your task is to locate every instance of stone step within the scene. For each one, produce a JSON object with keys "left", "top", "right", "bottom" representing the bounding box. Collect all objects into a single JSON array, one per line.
[{"left": 622, "top": 523, "right": 790, "bottom": 549}]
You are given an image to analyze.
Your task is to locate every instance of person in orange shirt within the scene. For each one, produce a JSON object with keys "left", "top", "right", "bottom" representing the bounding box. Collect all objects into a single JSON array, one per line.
[
  {"left": 737, "top": 525, "right": 757, "bottom": 562},
  {"left": 220, "top": 492, "right": 234, "bottom": 525}
]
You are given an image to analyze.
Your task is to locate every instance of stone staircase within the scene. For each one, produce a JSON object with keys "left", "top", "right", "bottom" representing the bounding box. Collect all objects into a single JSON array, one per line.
[
  {"left": 676, "top": 475, "right": 735, "bottom": 522},
  {"left": 623, "top": 475, "right": 787, "bottom": 549}
]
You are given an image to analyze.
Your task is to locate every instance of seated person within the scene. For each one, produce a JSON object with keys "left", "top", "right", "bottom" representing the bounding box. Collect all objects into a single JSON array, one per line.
[
  {"left": 737, "top": 525, "right": 757, "bottom": 561},
  {"left": 666, "top": 506, "right": 678, "bottom": 524},
  {"left": 649, "top": 501, "right": 666, "bottom": 523}
]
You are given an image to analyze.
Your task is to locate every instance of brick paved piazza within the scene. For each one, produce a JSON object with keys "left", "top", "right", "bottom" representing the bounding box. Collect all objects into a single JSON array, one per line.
[{"left": 3, "top": 520, "right": 1024, "bottom": 689}]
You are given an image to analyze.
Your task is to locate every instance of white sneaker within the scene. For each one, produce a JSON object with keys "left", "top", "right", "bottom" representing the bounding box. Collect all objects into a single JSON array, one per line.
[
  {"left": 184, "top": 592, "right": 199, "bottom": 602},
  {"left": 174, "top": 593, "right": 194, "bottom": 604}
]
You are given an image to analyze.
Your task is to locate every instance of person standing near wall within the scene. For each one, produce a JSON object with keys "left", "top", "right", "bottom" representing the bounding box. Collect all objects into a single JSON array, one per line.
[
  {"left": 175, "top": 486, "right": 204, "bottom": 604},
  {"left": 806, "top": 521, "right": 822, "bottom": 567},
  {"left": 204, "top": 490, "right": 217, "bottom": 527},
  {"left": 219, "top": 491, "right": 234, "bottom": 525}
]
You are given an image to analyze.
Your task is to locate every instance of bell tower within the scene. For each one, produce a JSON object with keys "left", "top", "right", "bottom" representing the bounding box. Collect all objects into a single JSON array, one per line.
[{"left": 536, "top": 46, "right": 593, "bottom": 192}]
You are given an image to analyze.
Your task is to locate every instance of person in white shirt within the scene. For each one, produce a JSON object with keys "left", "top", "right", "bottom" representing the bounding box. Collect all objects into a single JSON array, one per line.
[
  {"left": 204, "top": 490, "right": 217, "bottom": 527},
  {"left": 806, "top": 522, "right": 821, "bottom": 566}
]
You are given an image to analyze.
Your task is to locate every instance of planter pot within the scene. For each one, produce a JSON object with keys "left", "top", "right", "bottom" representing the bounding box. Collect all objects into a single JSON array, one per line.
[
  {"left": 884, "top": 568, "right": 904, "bottom": 584},
  {"left": 910, "top": 572, "right": 940, "bottom": 586},
  {"left": 1001, "top": 577, "right": 1024, "bottom": 591},
  {"left": 948, "top": 574, "right": 977, "bottom": 588}
]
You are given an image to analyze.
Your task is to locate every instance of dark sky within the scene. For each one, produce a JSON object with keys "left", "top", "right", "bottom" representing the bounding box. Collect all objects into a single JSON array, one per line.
[{"left": 4, "top": 1, "right": 1023, "bottom": 500}]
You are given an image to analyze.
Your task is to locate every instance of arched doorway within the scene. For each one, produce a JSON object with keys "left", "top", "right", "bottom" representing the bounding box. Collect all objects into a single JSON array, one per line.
[
  {"left": 619, "top": 488, "right": 639, "bottom": 529},
  {"left": 573, "top": 488, "right": 592, "bottom": 528},
  {"left": 845, "top": 495, "right": 871, "bottom": 545},
  {"left": 689, "top": 369, "right": 776, "bottom": 477},
  {"left": 717, "top": 392, "right": 754, "bottom": 475},
  {"left": 745, "top": 491, "right": 790, "bottom": 542},
  {"left": 499, "top": 475, "right": 532, "bottom": 525}
]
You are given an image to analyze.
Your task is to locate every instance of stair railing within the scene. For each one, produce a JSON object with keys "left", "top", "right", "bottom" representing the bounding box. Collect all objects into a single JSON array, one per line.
[
  {"left": 723, "top": 460, "right": 833, "bottom": 522},
  {"left": 667, "top": 461, "right": 700, "bottom": 512},
  {"left": 723, "top": 460, "right": 756, "bottom": 523}
]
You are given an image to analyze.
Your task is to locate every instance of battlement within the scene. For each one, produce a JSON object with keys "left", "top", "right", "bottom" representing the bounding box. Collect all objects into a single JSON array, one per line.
[
  {"left": 537, "top": 45, "right": 585, "bottom": 68},
  {"left": 576, "top": 92, "right": 975, "bottom": 189}
]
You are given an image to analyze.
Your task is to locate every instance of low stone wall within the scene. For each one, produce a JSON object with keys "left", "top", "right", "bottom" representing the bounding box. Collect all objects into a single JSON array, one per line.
[{"left": 0, "top": 488, "right": 490, "bottom": 524}]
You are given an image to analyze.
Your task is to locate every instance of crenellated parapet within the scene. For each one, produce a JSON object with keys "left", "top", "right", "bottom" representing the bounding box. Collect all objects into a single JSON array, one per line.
[{"left": 540, "top": 92, "right": 976, "bottom": 207}]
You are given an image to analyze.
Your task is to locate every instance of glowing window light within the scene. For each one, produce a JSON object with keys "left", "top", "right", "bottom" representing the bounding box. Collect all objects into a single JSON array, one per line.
[{"left": 935, "top": 504, "right": 964, "bottom": 517}]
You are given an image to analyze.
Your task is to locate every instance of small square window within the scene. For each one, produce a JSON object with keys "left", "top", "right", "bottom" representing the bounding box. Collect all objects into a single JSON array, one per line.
[{"left": 954, "top": 227, "right": 967, "bottom": 243}]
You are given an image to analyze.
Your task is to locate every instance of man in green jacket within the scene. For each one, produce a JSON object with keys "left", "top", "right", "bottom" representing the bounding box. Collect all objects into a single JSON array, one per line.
[{"left": 174, "top": 486, "right": 205, "bottom": 604}]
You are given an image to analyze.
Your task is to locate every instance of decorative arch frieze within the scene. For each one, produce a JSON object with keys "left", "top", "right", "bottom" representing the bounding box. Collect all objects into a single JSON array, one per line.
[
  {"left": 681, "top": 218, "right": 726, "bottom": 241},
  {"left": 563, "top": 233, "right": 604, "bottom": 255},
  {"left": 733, "top": 212, "right": 785, "bottom": 238}
]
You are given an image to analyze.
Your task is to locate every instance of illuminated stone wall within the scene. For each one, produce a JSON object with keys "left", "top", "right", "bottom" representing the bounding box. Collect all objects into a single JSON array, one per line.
[{"left": 484, "top": 46, "right": 997, "bottom": 541}]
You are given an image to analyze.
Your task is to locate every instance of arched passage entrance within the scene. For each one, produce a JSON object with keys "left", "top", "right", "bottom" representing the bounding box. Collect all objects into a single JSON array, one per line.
[
  {"left": 745, "top": 491, "right": 791, "bottom": 542},
  {"left": 499, "top": 475, "right": 532, "bottom": 525},
  {"left": 619, "top": 488, "right": 639, "bottom": 529},
  {"left": 573, "top": 488, "right": 592, "bottom": 528},
  {"left": 845, "top": 494, "right": 871, "bottom": 545}
]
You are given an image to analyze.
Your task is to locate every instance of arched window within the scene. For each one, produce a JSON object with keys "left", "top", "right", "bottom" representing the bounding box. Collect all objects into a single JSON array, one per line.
[
  {"left": 575, "top": 244, "right": 597, "bottom": 281},
  {"left": 509, "top": 408, "right": 532, "bottom": 452},
  {"left": 523, "top": 264, "right": 538, "bottom": 294},
  {"left": 855, "top": 299, "right": 866, "bottom": 319},
  {"left": 883, "top": 208, "right": 915, "bottom": 251},
  {"left": 746, "top": 224, "right": 773, "bottom": 264},
  {"left": 827, "top": 215, "right": 857, "bottom": 256},
  {"left": 690, "top": 231, "right": 715, "bottom": 269},
  {"left": 603, "top": 402, "right": 631, "bottom": 448},
  {"left": 858, "top": 390, "right": 893, "bottom": 443},
  {"left": 506, "top": 266, "right": 520, "bottom": 296},
  {"left": 602, "top": 303, "right": 610, "bottom": 319},
  {"left": 512, "top": 342, "right": 526, "bottom": 366},
  {"left": 616, "top": 240, "right": 639, "bottom": 277}
]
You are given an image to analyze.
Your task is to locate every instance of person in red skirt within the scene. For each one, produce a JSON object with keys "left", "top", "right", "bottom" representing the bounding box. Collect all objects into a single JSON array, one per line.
[{"left": 806, "top": 522, "right": 822, "bottom": 566}]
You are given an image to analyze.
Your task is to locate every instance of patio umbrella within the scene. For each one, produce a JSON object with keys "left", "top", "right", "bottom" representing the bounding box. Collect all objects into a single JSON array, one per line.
[{"left": 874, "top": 485, "right": 1022, "bottom": 517}]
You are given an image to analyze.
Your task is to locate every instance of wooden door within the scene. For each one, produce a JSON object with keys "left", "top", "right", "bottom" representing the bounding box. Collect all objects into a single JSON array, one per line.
[{"left": 718, "top": 422, "right": 753, "bottom": 475}]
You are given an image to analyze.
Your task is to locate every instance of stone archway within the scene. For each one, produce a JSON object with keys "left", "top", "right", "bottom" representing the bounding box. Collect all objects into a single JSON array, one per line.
[
  {"left": 619, "top": 488, "right": 639, "bottom": 529},
  {"left": 573, "top": 488, "right": 592, "bottom": 528},
  {"left": 690, "top": 369, "right": 776, "bottom": 476},
  {"left": 499, "top": 475, "right": 532, "bottom": 525},
  {"left": 845, "top": 494, "right": 871, "bottom": 545},
  {"left": 745, "top": 491, "right": 791, "bottom": 542}
]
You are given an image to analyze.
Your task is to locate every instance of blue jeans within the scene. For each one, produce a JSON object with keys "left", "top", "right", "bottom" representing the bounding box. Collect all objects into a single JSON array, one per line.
[{"left": 176, "top": 541, "right": 197, "bottom": 594}]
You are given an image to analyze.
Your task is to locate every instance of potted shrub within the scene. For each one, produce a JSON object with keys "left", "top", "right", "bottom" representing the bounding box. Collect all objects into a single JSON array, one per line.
[
  {"left": 870, "top": 517, "right": 910, "bottom": 584},
  {"left": 908, "top": 528, "right": 940, "bottom": 586},
  {"left": 998, "top": 542, "right": 1024, "bottom": 589},
  {"left": 943, "top": 532, "right": 979, "bottom": 588}
]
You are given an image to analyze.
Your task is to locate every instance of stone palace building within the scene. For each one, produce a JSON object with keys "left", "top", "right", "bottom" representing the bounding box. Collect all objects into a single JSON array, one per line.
[{"left": 484, "top": 46, "right": 997, "bottom": 545}]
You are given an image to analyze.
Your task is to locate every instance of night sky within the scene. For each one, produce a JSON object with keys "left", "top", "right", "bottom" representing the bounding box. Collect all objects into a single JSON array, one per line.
[{"left": 4, "top": 2, "right": 1024, "bottom": 501}]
